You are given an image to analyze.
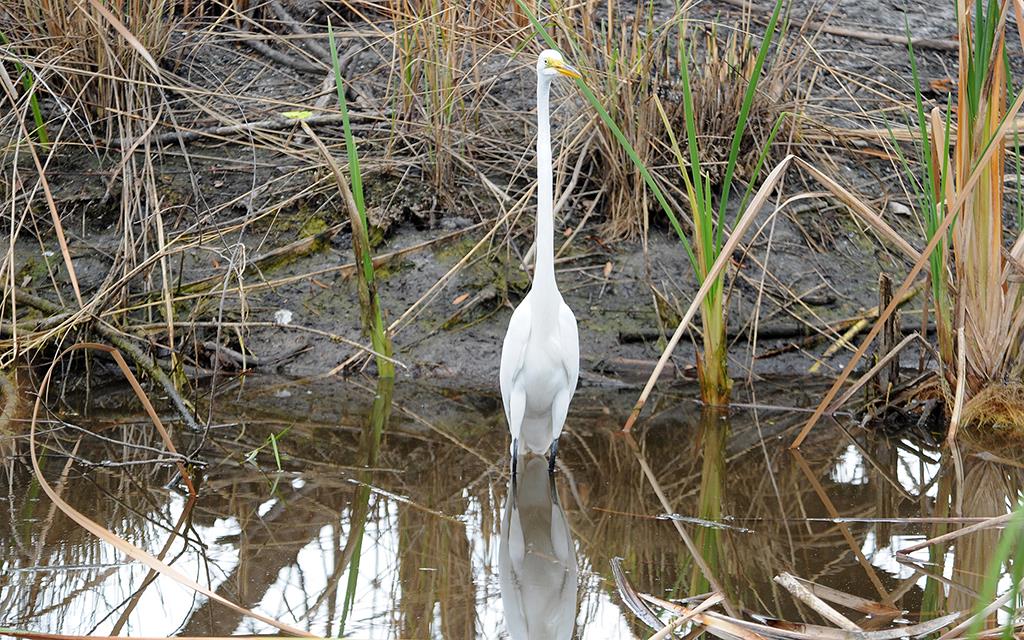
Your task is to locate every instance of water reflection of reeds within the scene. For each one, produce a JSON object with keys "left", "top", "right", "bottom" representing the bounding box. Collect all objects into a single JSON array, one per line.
[{"left": 2, "top": 379, "right": 1023, "bottom": 637}]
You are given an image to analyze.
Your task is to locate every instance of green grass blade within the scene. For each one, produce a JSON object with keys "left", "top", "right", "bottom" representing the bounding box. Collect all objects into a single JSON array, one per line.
[
  {"left": 655, "top": 97, "right": 697, "bottom": 215},
  {"left": 329, "top": 22, "right": 366, "bottom": 226},
  {"left": 967, "top": 504, "right": 1024, "bottom": 638},
  {"left": 676, "top": 24, "right": 707, "bottom": 231},
  {"left": 737, "top": 112, "right": 786, "bottom": 217},
  {"left": 717, "top": 0, "right": 785, "bottom": 238},
  {"left": 908, "top": 27, "right": 938, "bottom": 207},
  {"left": 328, "top": 20, "right": 393, "bottom": 377},
  {"left": 0, "top": 30, "right": 48, "bottom": 146}
]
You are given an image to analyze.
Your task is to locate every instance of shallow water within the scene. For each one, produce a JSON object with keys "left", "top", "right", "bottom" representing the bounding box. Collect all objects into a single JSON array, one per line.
[{"left": 1, "top": 377, "right": 1019, "bottom": 637}]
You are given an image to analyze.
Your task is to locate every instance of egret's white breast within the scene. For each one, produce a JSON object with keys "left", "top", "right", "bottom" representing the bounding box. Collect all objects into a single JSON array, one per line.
[{"left": 521, "top": 333, "right": 565, "bottom": 416}]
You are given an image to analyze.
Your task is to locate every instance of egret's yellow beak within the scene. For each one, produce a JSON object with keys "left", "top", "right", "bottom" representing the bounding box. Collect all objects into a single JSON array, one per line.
[{"left": 553, "top": 61, "right": 582, "bottom": 80}]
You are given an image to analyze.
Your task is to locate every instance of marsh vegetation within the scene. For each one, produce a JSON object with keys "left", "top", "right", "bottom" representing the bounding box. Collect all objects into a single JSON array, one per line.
[{"left": 3, "top": 0, "right": 1024, "bottom": 636}]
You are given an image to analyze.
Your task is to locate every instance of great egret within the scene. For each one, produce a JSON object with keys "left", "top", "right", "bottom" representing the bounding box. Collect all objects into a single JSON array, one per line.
[
  {"left": 500, "top": 50, "right": 581, "bottom": 475},
  {"left": 499, "top": 456, "right": 578, "bottom": 639}
]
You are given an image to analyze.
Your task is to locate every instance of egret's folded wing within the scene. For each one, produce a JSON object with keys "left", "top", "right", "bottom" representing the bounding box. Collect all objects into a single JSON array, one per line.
[
  {"left": 500, "top": 301, "right": 532, "bottom": 423},
  {"left": 558, "top": 303, "right": 580, "bottom": 395}
]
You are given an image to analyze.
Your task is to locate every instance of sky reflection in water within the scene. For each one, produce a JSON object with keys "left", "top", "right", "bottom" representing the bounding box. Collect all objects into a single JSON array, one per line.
[{"left": 1, "top": 378, "right": 1019, "bottom": 637}]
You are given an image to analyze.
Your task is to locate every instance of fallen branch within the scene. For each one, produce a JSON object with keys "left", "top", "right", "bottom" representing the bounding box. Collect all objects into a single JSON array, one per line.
[
  {"left": 16, "top": 290, "right": 202, "bottom": 434},
  {"left": 267, "top": 0, "right": 332, "bottom": 60},
  {"left": 202, "top": 340, "right": 308, "bottom": 369},
  {"left": 236, "top": 29, "right": 323, "bottom": 72},
  {"left": 113, "top": 111, "right": 379, "bottom": 148}
]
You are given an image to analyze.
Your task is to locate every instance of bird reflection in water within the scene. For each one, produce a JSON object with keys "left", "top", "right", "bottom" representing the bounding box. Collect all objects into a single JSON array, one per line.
[{"left": 499, "top": 455, "right": 578, "bottom": 639}]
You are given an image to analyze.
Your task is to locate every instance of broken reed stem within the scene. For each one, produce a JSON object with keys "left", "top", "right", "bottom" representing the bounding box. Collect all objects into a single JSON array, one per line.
[
  {"left": 113, "top": 112, "right": 377, "bottom": 148},
  {"left": 810, "top": 281, "right": 925, "bottom": 373},
  {"left": 647, "top": 592, "right": 725, "bottom": 640},
  {"left": 947, "top": 326, "right": 967, "bottom": 444},
  {"left": 829, "top": 332, "right": 924, "bottom": 410},
  {"left": 897, "top": 511, "right": 1016, "bottom": 557},
  {"left": 774, "top": 572, "right": 861, "bottom": 631}
]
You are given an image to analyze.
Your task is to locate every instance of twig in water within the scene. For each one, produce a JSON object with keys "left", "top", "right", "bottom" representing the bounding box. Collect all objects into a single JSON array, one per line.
[
  {"left": 27, "top": 343, "right": 315, "bottom": 636},
  {"left": 774, "top": 572, "right": 860, "bottom": 631},
  {"left": 648, "top": 592, "right": 725, "bottom": 640}
]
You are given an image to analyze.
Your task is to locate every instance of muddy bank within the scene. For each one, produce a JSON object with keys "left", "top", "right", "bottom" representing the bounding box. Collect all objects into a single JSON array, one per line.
[
  {"left": 2, "top": 0, "right": 975, "bottom": 393},
  {"left": 26, "top": 176, "right": 908, "bottom": 388},
  {"left": 226, "top": 203, "right": 907, "bottom": 385}
]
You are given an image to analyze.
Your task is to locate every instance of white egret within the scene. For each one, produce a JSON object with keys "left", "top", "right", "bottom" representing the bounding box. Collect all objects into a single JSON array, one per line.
[{"left": 500, "top": 50, "right": 581, "bottom": 475}]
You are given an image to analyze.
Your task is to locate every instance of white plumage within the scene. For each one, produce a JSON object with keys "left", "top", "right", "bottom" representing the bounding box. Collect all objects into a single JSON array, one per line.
[{"left": 500, "top": 50, "right": 581, "bottom": 471}]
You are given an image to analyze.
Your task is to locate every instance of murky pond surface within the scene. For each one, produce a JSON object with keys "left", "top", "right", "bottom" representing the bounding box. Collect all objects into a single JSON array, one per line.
[{"left": 1, "top": 377, "right": 1019, "bottom": 637}]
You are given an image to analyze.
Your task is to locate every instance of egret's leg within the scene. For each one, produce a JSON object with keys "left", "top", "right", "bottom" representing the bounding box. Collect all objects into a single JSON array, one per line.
[
  {"left": 548, "top": 437, "right": 559, "bottom": 473},
  {"left": 548, "top": 388, "right": 572, "bottom": 474},
  {"left": 508, "top": 388, "right": 525, "bottom": 478},
  {"left": 511, "top": 438, "right": 519, "bottom": 477}
]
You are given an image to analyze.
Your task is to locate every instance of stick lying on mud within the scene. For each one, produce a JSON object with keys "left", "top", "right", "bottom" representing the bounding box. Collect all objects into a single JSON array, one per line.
[
  {"left": 15, "top": 291, "right": 202, "bottom": 434},
  {"left": 112, "top": 111, "right": 380, "bottom": 148},
  {"left": 267, "top": 0, "right": 332, "bottom": 60},
  {"left": 203, "top": 340, "right": 308, "bottom": 370},
  {"left": 238, "top": 31, "right": 323, "bottom": 72}
]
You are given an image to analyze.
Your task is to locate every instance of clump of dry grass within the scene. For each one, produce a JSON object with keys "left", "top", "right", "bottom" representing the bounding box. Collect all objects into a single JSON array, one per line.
[
  {"left": 387, "top": 0, "right": 479, "bottom": 201},
  {"left": 880, "top": 0, "right": 1024, "bottom": 434},
  {"left": 960, "top": 384, "right": 1024, "bottom": 432},
  {"left": 1, "top": 0, "right": 174, "bottom": 138},
  {"left": 789, "top": 0, "right": 1024, "bottom": 445},
  {"left": 682, "top": 26, "right": 784, "bottom": 185},
  {"left": 579, "top": 7, "right": 793, "bottom": 239},
  {"left": 1, "top": 0, "right": 177, "bottom": 287},
  {"left": 0, "top": 2, "right": 195, "bottom": 412}
]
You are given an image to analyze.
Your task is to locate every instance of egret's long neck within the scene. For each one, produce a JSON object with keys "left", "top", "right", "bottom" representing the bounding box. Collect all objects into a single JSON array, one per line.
[{"left": 534, "top": 74, "right": 557, "bottom": 296}]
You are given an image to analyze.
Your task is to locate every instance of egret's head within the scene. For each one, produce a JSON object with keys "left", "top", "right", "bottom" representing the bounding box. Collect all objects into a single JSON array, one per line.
[{"left": 537, "top": 49, "right": 581, "bottom": 80}]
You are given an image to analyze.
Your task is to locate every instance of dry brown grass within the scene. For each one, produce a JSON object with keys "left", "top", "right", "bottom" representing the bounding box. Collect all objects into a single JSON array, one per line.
[
  {"left": 2, "top": 0, "right": 174, "bottom": 136},
  {"left": 579, "top": 10, "right": 794, "bottom": 239},
  {"left": 0, "top": 0, "right": 184, "bottom": 383},
  {"left": 959, "top": 383, "right": 1024, "bottom": 433}
]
